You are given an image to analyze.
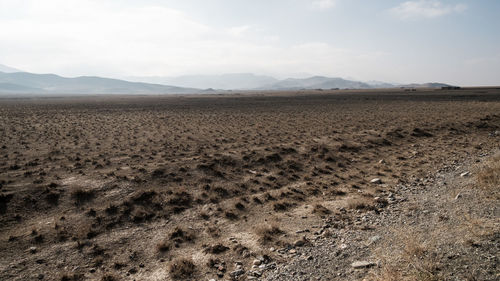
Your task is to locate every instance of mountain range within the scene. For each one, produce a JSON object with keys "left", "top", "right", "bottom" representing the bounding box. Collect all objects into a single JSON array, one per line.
[
  {"left": 127, "top": 73, "right": 452, "bottom": 90},
  {"left": 0, "top": 64, "right": 454, "bottom": 95},
  {"left": 0, "top": 71, "right": 197, "bottom": 95}
]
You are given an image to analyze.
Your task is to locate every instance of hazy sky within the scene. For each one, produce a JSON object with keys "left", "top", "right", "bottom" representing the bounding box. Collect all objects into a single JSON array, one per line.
[{"left": 1, "top": 0, "right": 499, "bottom": 85}]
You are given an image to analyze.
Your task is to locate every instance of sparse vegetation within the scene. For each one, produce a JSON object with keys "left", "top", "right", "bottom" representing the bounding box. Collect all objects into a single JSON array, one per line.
[
  {"left": 168, "top": 257, "right": 196, "bottom": 280},
  {"left": 0, "top": 91, "right": 499, "bottom": 280},
  {"left": 476, "top": 152, "right": 500, "bottom": 193},
  {"left": 256, "top": 224, "right": 285, "bottom": 245}
]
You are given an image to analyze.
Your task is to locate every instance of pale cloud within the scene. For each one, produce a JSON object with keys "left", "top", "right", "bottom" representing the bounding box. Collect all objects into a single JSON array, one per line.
[
  {"left": 311, "top": 0, "right": 337, "bottom": 10},
  {"left": 0, "top": 0, "right": 380, "bottom": 78},
  {"left": 390, "top": 0, "right": 466, "bottom": 19}
]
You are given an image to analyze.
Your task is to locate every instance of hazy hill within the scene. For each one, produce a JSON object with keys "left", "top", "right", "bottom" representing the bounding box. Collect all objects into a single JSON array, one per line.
[
  {"left": 128, "top": 73, "right": 278, "bottom": 90},
  {"left": 0, "top": 71, "right": 197, "bottom": 94},
  {"left": 0, "top": 64, "right": 22, "bottom": 73},
  {"left": 259, "top": 76, "right": 372, "bottom": 90},
  {"left": 400, "top": 82, "right": 453, "bottom": 88}
]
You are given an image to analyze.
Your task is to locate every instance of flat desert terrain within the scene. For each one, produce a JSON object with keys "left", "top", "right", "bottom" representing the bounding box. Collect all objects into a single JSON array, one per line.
[{"left": 0, "top": 88, "right": 499, "bottom": 280}]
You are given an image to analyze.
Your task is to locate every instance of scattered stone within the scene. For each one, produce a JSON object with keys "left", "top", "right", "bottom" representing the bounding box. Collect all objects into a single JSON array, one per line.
[
  {"left": 230, "top": 269, "right": 245, "bottom": 277},
  {"left": 370, "top": 178, "right": 382, "bottom": 184},
  {"left": 29, "top": 247, "right": 37, "bottom": 254},
  {"left": 369, "top": 235, "right": 381, "bottom": 244},
  {"left": 351, "top": 261, "right": 376, "bottom": 268},
  {"left": 249, "top": 270, "right": 263, "bottom": 277},
  {"left": 253, "top": 259, "right": 261, "bottom": 266},
  {"left": 294, "top": 236, "right": 309, "bottom": 247},
  {"left": 460, "top": 171, "right": 470, "bottom": 177},
  {"left": 289, "top": 249, "right": 297, "bottom": 254},
  {"left": 455, "top": 192, "right": 462, "bottom": 200}
]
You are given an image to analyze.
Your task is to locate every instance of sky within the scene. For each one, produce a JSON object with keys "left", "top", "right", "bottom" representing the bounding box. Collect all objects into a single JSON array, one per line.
[{"left": 0, "top": 0, "right": 499, "bottom": 86}]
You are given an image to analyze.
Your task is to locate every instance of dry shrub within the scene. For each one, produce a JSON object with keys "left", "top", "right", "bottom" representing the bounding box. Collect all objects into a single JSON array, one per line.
[
  {"left": 60, "top": 273, "right": 85, "bottom": 281},
  {"left": 476, "top": 153, "right": 500, "bottom": 193},
  {"left": 370, "top": 229, "right": 443, "bottom": 281},
  {"left": 461, "top": 214, "right": 497, "bottom": 240},
  {"left": 203, "top": 243, "right": 229, "bottom": 254},
  {"left": 312, "top": 204, "right": 331, "bottom": 216},
  {"left": 368, "top": 265, "right": 402, "bottom": 281},
  {"left": 273, "top": 200, "right": 292, "bottom": 212},
  {"left": 346, "top": 197, "right": 376, "bottom": 211},
  {"left": 168, "top": 257, "right": 196, "bottom": 280},
  {"left": 71, "top": 188, "right": 95, "bottom": 205},
  {"left": 158, "top": 227, "right": 196, "bottom": 252},
  {"left": 256, "top": 224, "right": 284, "bottom": 245},
  {"left": 101, "top": 274, "right": 120, "bottom": 281}
]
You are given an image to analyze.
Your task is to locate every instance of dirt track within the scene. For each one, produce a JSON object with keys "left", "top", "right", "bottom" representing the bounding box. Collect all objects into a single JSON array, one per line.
[{"left": 0, "top": 88, "right": 499, "bottom": 280}]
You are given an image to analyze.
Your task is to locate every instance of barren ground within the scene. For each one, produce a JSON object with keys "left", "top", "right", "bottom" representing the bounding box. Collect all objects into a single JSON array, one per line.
[{"left": 0, "top": 88, "right": 499, "bottom": 281}]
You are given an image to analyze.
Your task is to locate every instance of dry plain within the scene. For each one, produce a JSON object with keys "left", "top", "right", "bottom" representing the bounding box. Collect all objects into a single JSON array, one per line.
[{"left": 0, "top": 88, "right": 499, "bottom": 280}]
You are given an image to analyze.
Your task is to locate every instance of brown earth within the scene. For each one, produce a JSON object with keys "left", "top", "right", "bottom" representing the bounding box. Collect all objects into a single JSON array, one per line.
[{"left": 0, "top": 88, "right": 499, "bottom": 280}]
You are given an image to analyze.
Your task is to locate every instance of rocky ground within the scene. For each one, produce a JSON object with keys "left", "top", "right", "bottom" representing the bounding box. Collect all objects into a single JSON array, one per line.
[
  {"left": 263, "top": 150, "right": 499, "bottom": 281},
  {"left": 0, "top": 89, "right": 499, "bottom": 280}
]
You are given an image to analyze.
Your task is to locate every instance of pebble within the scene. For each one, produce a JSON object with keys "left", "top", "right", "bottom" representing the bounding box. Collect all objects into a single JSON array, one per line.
[
  {"left": 253, "top": 259, "right": 261, "bottom": 266},
  {"left": 369, "top": 235, "right": 381, "bottom": 243},
  {"left": 29, "top": 247, "right": 37, "bottom": 254},
  {"left": 460, "top": 171, "right": 470, "bottom": 177},
  {"left": 351, "top": 261, "right": 376, "bottom": 268},
  {"left": 370, "top": 178, "right": 382, "bottom": 184},
  {"left": 230, "top": 269, "right": 245, "bottom": 277}
]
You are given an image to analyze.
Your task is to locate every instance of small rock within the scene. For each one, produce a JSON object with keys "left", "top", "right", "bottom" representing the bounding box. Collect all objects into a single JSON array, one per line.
[
  {"left": 370, "top": 178, "right": 382, "bottom": 184},
  {"left": 351, "top": 261, "right": 376, "bottom": 268},
  {"left": 209, "top": 279, "right": 216, "bottom": 281},
  {"left": 460, "top": 171, "right": 470, "bottom": 177},
  {"left": 29, "top": 247, "right": 37, "bottom": 254},
  {"left": 253, "top": 259, "right": 261, "bottom": 266},
  {"left": 230, "top": 269, "right": 245, "bottom": 277},
  {"left": 455, "top": 193, "right": 462, "bottom": 200},
  {"left": 269, "top": 247, "right": 275, "bottom": 252},
  {"left": 289, "top": 249, "right": 297, "bottom": 254},
  {"left": 294, "top": 237, "right": 309, "bottom": 247},
  {"left": 369, "top": 235, "right": 381, "bottom": 243}
]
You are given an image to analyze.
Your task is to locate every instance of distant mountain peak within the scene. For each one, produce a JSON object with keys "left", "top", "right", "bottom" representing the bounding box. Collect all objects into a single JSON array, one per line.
[{"left": 0, "top": 64, "right": 23, "bottom": 73}]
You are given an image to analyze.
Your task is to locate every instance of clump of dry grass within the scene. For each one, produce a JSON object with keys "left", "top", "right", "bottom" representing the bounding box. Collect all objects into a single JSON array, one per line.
[
  {"left": 101, "top": 274, "right": 119, "bottom": 281},
  {"left": 369, "top": 229, "right": 443, "bottom": 281},
  {"left": 346, "top": 197, "right": 376, "bottom": 211},
  {"left": 71, "top": 188, "right": 95, "bottom": 205},
  {"left": 157, "top": 227, "right": 196, "bottom": 252},
  {"left": 476, "top": 153, "right": 500, "bottom": 193},
  {"left": 168, "top": 257, "right": 196, "bottom": 280},
  {"left": 312, "top": 204, "right": 331, "bottom": 216},
  {"left": 256, "top": 224, "right": 284, "bottom": 245}
]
